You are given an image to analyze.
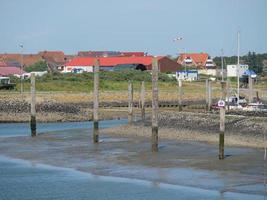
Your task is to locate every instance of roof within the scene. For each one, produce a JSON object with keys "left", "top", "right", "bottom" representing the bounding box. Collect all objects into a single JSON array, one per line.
[
  {"left": 0, "top": 61, "right": 7, "bottom": 67},
  {"left": 65, "top": 56, "right": 164, "bottom": 67},
  {"left": 0, "top": 67, "right": 25, "bottom": 76},
  {"left": 0, "top": 53, "right": 43, "bottom": 66},
  {"left": 120, "top": 52, "right": 145, "bottom": 57},
  {"left": 5, "top": 60, "right": 21, "bottom": 67},
  {"left": 78, "top": 51, "right": 145, "bottom": 58},
  {"left": 78, "top": 51, "right": 121, "bottom": 57},
  {"left": 38, "top": 51, "right": 66, "bottom": 64},
  {"left": 177, "top": 53, "right": 210, "bottom": 66}
]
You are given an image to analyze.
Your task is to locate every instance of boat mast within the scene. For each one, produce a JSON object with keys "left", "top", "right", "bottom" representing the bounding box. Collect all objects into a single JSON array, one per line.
[
  {"left": 221, "top": 49, "right": 224, "bottom": 81},
  {"left": 237, "top": 31, "right": 240, "bottom": 104}
]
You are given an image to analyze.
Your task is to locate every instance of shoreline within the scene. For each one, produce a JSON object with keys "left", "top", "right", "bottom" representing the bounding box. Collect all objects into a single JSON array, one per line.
[{"left": 1, "top": 109, "right": 266, "bottom": 148}]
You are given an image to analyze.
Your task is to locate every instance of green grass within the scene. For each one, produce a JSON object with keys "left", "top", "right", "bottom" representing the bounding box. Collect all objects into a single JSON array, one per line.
[
  {"left": 8, "top": 71, "right": 267, "bottom": 98},
  {"left": 11, "top": 71, "right": 178, "bottom": 92}
]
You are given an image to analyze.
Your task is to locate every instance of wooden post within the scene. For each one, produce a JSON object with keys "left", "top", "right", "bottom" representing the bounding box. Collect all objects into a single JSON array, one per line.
[
  {"left": 248, "top": 76, "right": 253, "bottom": 103},
  {"left": 219, "top": 81, "right": 226, "bottom": 160},
  {"left": 178, "top": 79, "right": 182, "bottom": 111},
  {"left": 151, "top": 57, "right": 159, "bottom": 152},
  {"left": 221, "top": 82, "right": 227, "bottom": 100},
  {"left": 205, "top": 79, "right": 209, "bottom": 111},
  {"left": 256, "top": 91, "right": 259, "bottom": 102},
  {"left": 208, "top": 80, "right": 212, "bottom": 111},
  {"left": 128, "top": 81, "right": 133, "bottom": 124},
  {"left": 226, "top": 79, "right": 230, "bottom": 111},
  {"left": 30, "top": 73, "right": 36, "bottom": 137},
  {"left": 140, "top": 81, "right": 145, "bottom": 121},
  {"left": 219, "top": 107, "right": 225, "bottom": 159},
  {"left": 93, "top": 59, "right": 100, "bottom": 143}
]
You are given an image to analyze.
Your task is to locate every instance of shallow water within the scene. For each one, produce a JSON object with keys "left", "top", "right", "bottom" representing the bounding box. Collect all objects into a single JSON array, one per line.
[
  {"left": 0, "top": 119, "right": 127, "bottom": 137},
  {"left": 0, "top": 120, "right": 266, "bottom": 199},
  {"left": 0, "top": 156, "right": 264, "bottom": 200}
]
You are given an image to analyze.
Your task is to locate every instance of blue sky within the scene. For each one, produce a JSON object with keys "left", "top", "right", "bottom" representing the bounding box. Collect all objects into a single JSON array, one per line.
[{"left": 0, "top": 0, "right": 266, "bottom": 56}]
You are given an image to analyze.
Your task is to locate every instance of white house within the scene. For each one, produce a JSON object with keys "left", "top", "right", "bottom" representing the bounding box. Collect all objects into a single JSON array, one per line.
[
  {"left": 62, "top": 65, "right": 93, "bottom": 73},
  {"left": 176, "top": 70, "right": 198, "bottom": 81},
  {"left": 227, "top": 64, "right": 249, "bottom": 77}
]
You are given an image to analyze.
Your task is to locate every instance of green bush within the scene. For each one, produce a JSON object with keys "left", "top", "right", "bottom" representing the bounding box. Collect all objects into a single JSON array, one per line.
[{"left": 25, "top": 61, "right": 48, "bottom": 72}]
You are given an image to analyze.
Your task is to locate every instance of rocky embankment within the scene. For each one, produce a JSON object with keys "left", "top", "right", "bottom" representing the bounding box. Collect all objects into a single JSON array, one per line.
[
  {"left": 0, "top": 100, "right": 80, "bottom": 114},
  {"left": 150, "top": 111, "right": 267, "bottom": 138},
  {"left": 0, "top": 100, "right": 128, "bottom": 122}
]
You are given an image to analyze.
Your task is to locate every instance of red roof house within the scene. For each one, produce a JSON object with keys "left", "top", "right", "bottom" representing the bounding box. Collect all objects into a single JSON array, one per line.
[
  {"left": 64, "top": 56, "right": 181, "bottom": 73},
  {"left": 177, "top": 53, "right": 215, "bottom": 69}
]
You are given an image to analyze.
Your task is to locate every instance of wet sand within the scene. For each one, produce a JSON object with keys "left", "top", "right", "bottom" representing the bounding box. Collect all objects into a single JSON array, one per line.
[
  {"left": 0, "top": 123, "right": 266, "bottom": 196},
  {"left": 0, "top": 156, "right": 265, "bottom": 200}
]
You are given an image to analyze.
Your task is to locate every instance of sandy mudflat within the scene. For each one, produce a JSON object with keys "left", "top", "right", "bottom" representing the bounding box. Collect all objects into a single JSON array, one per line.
[{"left": 0, "top": 121, "right": 266, "bottom": 196}]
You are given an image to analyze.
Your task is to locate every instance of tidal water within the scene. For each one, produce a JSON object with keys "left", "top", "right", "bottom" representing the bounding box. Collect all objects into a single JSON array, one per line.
[
  {"left": 0, "top": 120, "right": 266, "bottom": 199},
  {"left": 0, "top": 156, "right": 264, "bottom": 200},
  {"left": 0, "top": 119, "right": 127, "bottom": 137}
]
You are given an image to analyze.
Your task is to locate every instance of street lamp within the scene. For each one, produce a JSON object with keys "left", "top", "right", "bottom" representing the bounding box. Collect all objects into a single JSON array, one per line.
[
  {"left": 173, "top": 36, "right": 184, "bottom": 65},
  {"left": 173, "top": 37, "right": 183, "bottom": 42},
  {"left": 19, "top": 44, "right": 24, "bottom": 93}
]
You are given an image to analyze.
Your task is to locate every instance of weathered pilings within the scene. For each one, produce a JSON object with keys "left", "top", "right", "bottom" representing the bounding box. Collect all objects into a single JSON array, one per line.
[
  {"left": 93, "top": 59, "right": 100, "bottom": 143},
  {"left": 206, "top": 79, "right": 212, "bottom": 111},
  {"left": 178, "top": 79, "right": 183, "bottom": 111},
  {"left": 208, "top": 80, "right": 212, "bottom": 111},
  {"left": 30, "top": 73, "right": 36, "bottom": 137},
  {"left": 221, "top": 81, "right": 227, "bottom": 100},
  {"left": 219, "top": 107, "right": 225, "bottom": 159},
  {"left": 140, "top": 81, "right": 145, "bottom": 121},
  {"left": 205, "top": 79, "right": 209, "bottom": 111},
  {"left": 128, "top": 81, "right": 134, "bottom": 124},
  {"left": 219, "top": 81, "right": 226, "bottom": 160},
  {"left": 151, "top": 57, "right": 159, "bottom": 152},
  {"left": 248, "top": 76, "right": 253, "bottom": 103}
]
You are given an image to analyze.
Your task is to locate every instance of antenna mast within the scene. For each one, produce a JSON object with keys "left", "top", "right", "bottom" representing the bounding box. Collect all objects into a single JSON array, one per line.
[{"left": 237, "top": 31, "right": 240, "bottom": 104}]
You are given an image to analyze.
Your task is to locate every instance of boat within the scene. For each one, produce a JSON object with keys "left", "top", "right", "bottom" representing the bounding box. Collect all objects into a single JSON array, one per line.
[{"left": 243, "top": 102, "right": 267, "bottom": 112}]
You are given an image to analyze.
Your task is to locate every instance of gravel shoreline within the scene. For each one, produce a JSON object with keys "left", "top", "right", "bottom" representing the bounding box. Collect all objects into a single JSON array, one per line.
[{"left": 103, "top": 111, "right": 267, "bottom": 148}]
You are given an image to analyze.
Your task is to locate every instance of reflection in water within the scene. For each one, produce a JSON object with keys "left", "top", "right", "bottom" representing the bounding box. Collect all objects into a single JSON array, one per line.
[{"left": 1, "top": 156, "right": 265, "bottom": 200}]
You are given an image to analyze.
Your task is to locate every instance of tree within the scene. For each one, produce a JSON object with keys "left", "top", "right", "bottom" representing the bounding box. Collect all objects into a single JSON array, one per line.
[
  {"left": 214, "top": 52, "right": 266, "bottom": 74},
  {"left": 25, "top": 61, "right": 48, "bottom": 72}
]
